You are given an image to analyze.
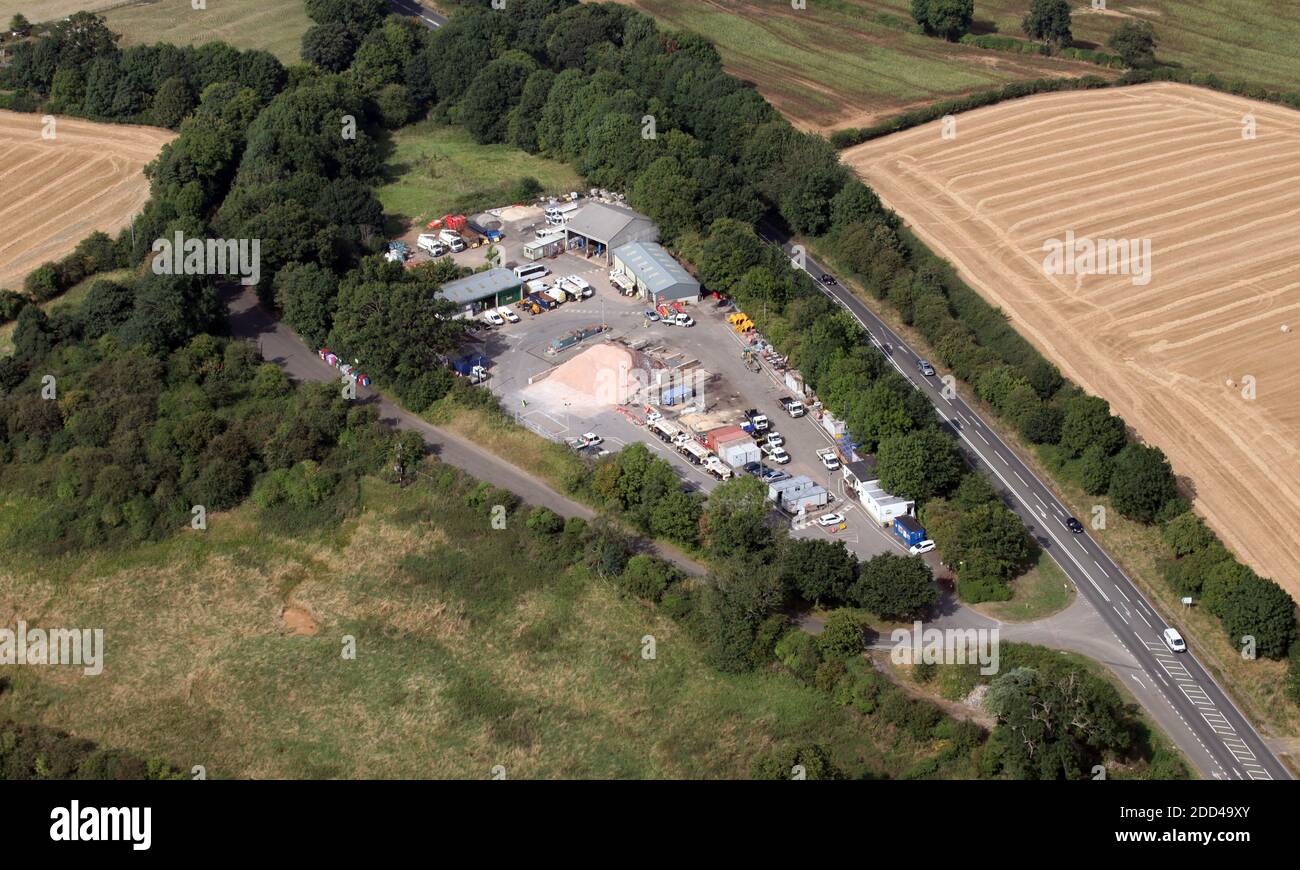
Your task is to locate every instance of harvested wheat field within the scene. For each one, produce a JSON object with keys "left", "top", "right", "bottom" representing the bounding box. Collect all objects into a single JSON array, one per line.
[
  {"left": 0, "top": 110, "right": 174, "bottom": 292},
  {"left": 845, "top": 82, "right": 1300, "bottom": 600}
]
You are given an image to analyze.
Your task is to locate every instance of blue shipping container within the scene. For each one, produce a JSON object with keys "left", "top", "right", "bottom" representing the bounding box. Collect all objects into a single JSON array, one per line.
[
  {"left": 892, "top": 516, "right": 926, "bottom": 547},
  {"left": 662, "top": 383, "right": 694, "bottom": 406},
  {"left": 452, "top": 353, "right": 488, "bottom": 376}
]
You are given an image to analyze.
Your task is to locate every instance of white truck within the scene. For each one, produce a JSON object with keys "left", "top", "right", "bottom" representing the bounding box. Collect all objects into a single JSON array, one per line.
[
  {"left": 438, "top": 229, "right": 466, "bottom": 252},
  {"left": 544, "top": 285, "right": 567, "bottom": 305},
  {"left": 779, "top": 396, "right": 806, "bottom": 417},
  {"left": 561, "top": 275, "right": 593, "bottom": 298},
  {"left": 417, "top": 234, "right": 448, "bottom": 257},
  {"left": 816, "top": 448, "right": 841, "bottom": 470}
]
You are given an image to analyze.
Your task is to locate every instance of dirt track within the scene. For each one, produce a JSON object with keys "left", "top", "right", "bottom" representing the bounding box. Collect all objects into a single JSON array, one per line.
[
  {"left": 0, "top": 110, "right": 173, "bottom": 292},
  {"left": 845, "top": 82, "right": 1300, "bottom": 600}
]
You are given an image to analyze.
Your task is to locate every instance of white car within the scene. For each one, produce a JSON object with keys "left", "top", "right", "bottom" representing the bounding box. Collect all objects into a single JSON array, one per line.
[
  {"left": 1163, "top": 627, "right": 1186, "bottom": 653},
  {"left": 908, "top": 540, "right": 936, "bottom": 555},
  {"left": 816, "top": 448, "right": 840, "bottom": 470},
  {"left": 497, "top": 306, "right": 519, "bottom": 323},
  {"left": 580, "top": 432, "right": 602, "bottom": 447},
  {"left": 483, "top": 310, "right": 505, "bottom": 327},
  {"left": 674, "top": 313, "right": 694, "bottom": 327},
  {"left": 765, "top": 432, "right": 784, "bottom": 448},
  {"left": 817, "top": 513, "right": 845, "bottom": 528},
  {"left": 645, "top": 409, "right": 663, "bottom": 424}
]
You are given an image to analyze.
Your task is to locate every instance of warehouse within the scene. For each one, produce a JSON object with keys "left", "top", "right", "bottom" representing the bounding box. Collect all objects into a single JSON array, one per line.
[
  {"left": 564, "top": 202, "right": 658, "bottom": 262},
  {"left": 436, "top": 267, "right": 524, "bottom": 315},
  {"left": 612, "top": 241, "right": 701, "bottom": 304}
]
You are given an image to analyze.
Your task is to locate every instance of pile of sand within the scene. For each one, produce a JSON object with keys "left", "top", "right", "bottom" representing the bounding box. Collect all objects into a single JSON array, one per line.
[{"left": 525, "top": 342, "right": 656, "bottom": 411}]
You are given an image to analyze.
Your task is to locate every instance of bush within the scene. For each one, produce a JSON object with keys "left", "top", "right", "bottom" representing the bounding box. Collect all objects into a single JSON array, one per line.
[
  {"left": 1078, "top": 444, "right": 1113, "bottom": 495},
  {"left": 617, "top": 554, "right": 678, "bottom": 603},
  {"left": 1109, "top": 443, "right": 1178, "bottom": 523},
  {"left": 1162, "top": 511, "right": 1215, "bottom": 557},
  {"left": 525, "top": 506, "right": 564, "bottom": 536},
  {"left": 851, "top": 553, "right": 936, "bottom": 620},
  {"left": 750, "top": 743, "right": 844, "bottom": 780},
  {"left": 1219, "top": 574, "right": 1298, "bottom": 660},
  {"left": 817, "top": 610, "right": 865, "bottom": 659},
  {"left": 775, "top": 630, "right": 821, "bottom": 681}
]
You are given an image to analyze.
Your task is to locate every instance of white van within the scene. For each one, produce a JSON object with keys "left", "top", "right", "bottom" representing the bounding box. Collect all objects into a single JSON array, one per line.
[
  {"left": 1163, "top": 628, "right": 1186, "bottom": 653},
  {"left": 561, "top": 275, "right": 593, "bottom": 297},
  {"left": 514, "top": 263, "right": 550, "bottom": 282}
]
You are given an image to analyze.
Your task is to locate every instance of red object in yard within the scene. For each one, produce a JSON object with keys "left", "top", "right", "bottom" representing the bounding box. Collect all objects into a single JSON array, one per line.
[
  {"left": 426, "top": 217, "right": 443, "bottom": 229},
  {"left": 672, "top": 301, "right": 686, "bottom": 313},
  {"left": 445, "top": 214, "right": 467, "bottom": 231},
  {"left": 705, "top": 425, "right": 747, "bottom": 452}
]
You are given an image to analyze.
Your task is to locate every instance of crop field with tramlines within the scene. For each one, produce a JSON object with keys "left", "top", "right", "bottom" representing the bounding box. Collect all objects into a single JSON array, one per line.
[
  {"left": 0, "top": 109, "right": 173, "bottom": 293},
  {"left": 845, "top": 82, "right": 1300, "bottom": 601}
]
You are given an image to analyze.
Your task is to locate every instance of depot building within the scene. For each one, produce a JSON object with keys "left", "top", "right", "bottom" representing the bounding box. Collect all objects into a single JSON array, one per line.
[
  {"left": 436, "top": 267, "right": 524, "bottom": 315},
  {"left": 611, "top": 241, "right": 701, "bottom": 304},
  {"left": 563, "top": 202, "right": 658, "bottom": 262}
]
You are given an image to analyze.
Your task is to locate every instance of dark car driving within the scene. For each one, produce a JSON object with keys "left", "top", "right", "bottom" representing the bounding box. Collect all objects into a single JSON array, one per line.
[{"left": 1065, "top": 517, "right": 1084, "bottom": 534}]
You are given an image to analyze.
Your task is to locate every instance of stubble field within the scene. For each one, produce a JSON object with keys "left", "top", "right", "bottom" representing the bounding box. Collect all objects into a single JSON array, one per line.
[
  {"left": 0, "top": 110, "right": 172, "bottom": 293},
  {"left": 845, "top": 82, "right": 1300, "bottom": 600}
]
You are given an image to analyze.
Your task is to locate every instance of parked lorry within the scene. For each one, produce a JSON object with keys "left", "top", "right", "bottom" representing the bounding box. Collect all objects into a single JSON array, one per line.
[
  {"left": 744, "top": 408, "right": 770, "bottom": 432},
  {"left": 467, "top": 220, "right": 504, "bottom": 244},
  {"left": 704, "top": 456, "right": 733, "bottom": 480},
  {"left": 779, "top": 396, "right": 806, "bottom": 417},
  {"left": 438, "top": 229, "right": 466, "bottom": 252},
  {"left": 544, "top": 285, "right": 567, "bottom": 306},
  {"left": 892, "top": 515, "right": 927, "bottom": 549},
  {"left": 417, "top": 234, "right": 447, "bottom": 257},
  {"left": 650, "top": 419, "right": 682, "bottom": 444}
]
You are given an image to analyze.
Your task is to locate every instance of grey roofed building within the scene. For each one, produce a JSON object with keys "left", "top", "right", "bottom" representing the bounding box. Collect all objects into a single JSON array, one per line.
[
  {"left": 612, "top": 241, "right": 702, "bottom": 303},
  {"left": 436, "top": 267, "right": 524, "bottom": 311},
  {"left": 564, "top": 202, "right": 657, "bottom": 261}
]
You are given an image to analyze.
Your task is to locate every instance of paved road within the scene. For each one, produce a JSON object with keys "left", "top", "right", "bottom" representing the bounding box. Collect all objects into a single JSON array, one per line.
[
  {"left": 759, "top": 223, "right": 1291, "bottom": 781},
  {"left": 222, "top": 285, "right": 706, "bottom": 577},
  {"left": 388, "top": 0, "right": 447, "bottom": 28}
]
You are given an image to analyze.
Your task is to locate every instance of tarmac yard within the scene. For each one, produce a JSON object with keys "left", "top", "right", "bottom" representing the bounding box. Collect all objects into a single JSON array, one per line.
[{"left": 456, "top": 244, "right": 903, "bottom": 560}]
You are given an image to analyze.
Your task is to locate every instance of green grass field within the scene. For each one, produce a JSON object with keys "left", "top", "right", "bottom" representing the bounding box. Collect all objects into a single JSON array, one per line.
[
  {"left": 0, "top": 470, "right": 972, "bottom": 779},
  {"left": 376, "top": 121, "right": 584, "bottom": 230},
  {"left": 975, "top": 549, "right": 1074, "bottom": 623},
  {"left": 620, "top": 0, "right": 1115, "bottom": 130},
  {"left": 101, "top": 0, "right": 312, "bottom": 66},
  {"left": 874, "top": 0, "right": 1300, "bottom": 94}
]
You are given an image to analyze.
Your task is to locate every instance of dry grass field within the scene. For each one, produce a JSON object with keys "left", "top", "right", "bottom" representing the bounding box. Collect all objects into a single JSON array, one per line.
[
  {"left": 845, "top": 82, "right": 1300, "bottom": 601},
  {"left": 0, "top": 110, "right": 172, "bottom": 292}
]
